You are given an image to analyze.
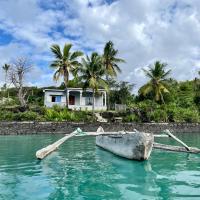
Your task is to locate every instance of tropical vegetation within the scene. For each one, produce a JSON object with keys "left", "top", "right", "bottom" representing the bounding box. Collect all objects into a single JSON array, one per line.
[{"left": 0, "top": 41, "right": 200, "bottom": 123}]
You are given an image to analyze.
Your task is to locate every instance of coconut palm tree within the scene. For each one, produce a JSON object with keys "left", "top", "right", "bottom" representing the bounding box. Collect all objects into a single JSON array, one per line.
[
  {"left": 2, "top": 63, "right": 10, "bottom": 98},
  {"left": 102, "top": 41, "right": 125, "bottom": 77},
  {"left": 102, "top": 41, "right": 125, "bottom": 109},
  {"left": 50, "top": 43, "right": 83, "bottom": 106},
  {"left": 139, "top": 61, "right": 171, "bottom": 104},
  {"left": 79, "top": 52, "right": 108, "bottom": 115}
]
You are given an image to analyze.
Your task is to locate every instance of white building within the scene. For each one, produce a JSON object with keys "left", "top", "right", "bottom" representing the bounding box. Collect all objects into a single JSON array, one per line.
[{"left": 44, "top": 88, "right": 107, "bottom": 111}]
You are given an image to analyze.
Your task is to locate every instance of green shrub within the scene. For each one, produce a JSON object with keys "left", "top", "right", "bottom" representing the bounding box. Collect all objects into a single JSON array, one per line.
[
  {"left": 13, "top": 111, "right": 39, "bottom": 121},
  {"left": 173, "top": 108, "right": 200, "bottom": 123},
  {"left": 0, "top": 111, "right": 40, "bottom": 121},
  {"left": 0, "top": 111, "right": 15, "bottom": 121},
  {"left": 149, "top": 109, "right": 168, "bottom": 122},
  {"left": 123, "top": 114, "right": 140, "bottom": 122},
  {"left": 44, "top": 108, "right": 91, "bottom": 122}
]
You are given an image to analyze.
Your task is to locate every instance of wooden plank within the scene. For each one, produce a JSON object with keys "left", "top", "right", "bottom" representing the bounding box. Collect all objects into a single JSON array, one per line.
[
  {"left": 154, "top": 134, "right": 169, "bottom": 137},
  {"left": 36, "top": 131, "right": 76, "bottom": 160},
  {"left": 164, "top": 129, "right": 190, "bottom": 151},
  {"left": 75, "top": 131, "right": 168, "bottom": 137},
  {"left": 154, "top": 142, "right": 200, "bottom": 154}
]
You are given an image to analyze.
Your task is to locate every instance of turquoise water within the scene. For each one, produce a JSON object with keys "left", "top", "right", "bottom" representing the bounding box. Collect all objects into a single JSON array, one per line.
[{"left": 0, "top": 133, "right": 200, "bottom": 200}]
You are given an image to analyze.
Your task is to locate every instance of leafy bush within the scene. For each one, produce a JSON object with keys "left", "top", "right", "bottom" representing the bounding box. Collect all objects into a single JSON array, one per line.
[
  {"left": 173, "top": 108, "right": 200, "bottom": 123},
  {"left": 123, "top": 114, "right": 140, "bottom": 122},
  {"left": 0, "top": 111, "right": 40, "bottom": 121},
  {"left": 0, "top": 111, "right": 15, "bottom": 121},
  {"left": 13, "top": 111, "right": 39, "bottom": 121},
  {"left": 29, "top": 105, "right": 46, "bottom": 115},
  {"left": 149, "top": 109, "right": 168, "bottom": 122},
  {"left": 44, "top": 107, "right": 91, "bottom": 122}
]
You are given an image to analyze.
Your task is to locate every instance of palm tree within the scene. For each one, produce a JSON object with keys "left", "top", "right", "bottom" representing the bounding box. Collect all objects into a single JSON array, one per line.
[
  {"left": 50, "top": 43, "right": 83, "bottom": 106},
  {"left": 139, "top": 61, "right": 171, "bottom": 104},
  {"left": 79, "top": 52, "right": 108, "bottom": 115},
  {"left": 102, "top": 41, "right": 125, "bottom": 77},
  {"left": 2, "top": 63, "right": 10, "bottom": 98},
  {"left": 102, "top": 41, "right": 125, "bottom": 109}
]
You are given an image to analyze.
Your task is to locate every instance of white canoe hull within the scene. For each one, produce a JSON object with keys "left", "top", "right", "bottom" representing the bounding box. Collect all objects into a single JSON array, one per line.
[{"left": 96, "top": 132, "right": 154, "bottom": 161}]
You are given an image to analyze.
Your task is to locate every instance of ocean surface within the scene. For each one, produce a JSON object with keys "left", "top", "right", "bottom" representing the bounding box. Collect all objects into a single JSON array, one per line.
[{"left": 0, "top": 133, "right": 200, "bottom": 200}]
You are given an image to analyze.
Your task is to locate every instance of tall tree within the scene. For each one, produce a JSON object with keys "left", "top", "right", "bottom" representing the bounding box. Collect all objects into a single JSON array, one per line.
[
  {"left": 110, "top": 81, "right": 134, "bottom": 106},
  {"left": 139, "top": 61, "right": 171, "bottom": 104},
  {"left": 79, "top": 52, "right": 108, "bottom": 115},
  {"left": 102, "top": 41, "right": 125, "bottom": 109},
  {"left": 2, "top": 63, "right": 10, "bottom": 98},
  {"left": 50, "top": 43, "right": 83, "bottom": 106},
  {"left": 9, "top": 58, "right": 32, "bottom": 108},
  {"left": 194, "top": 71, "right": 200, "bottom": 108},
  {"left": 102, "top": 41, "right": 125, "bottom": 77}
]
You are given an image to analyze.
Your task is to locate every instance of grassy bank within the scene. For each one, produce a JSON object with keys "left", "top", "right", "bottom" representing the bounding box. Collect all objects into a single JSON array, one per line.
[{"left": 0, "top": 103, "right": 199, "bottom": 123}]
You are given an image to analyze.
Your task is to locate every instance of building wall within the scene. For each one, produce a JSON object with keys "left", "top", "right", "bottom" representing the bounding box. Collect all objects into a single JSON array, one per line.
[
  {"left": 44, "top": 91, "right": 66, "bottom": 107},
  {"left": 44, "top": 89, "right": 106, "bottom": 110},
  {"left": 95, "top": 95, "right": 103, "bottom": 106}
]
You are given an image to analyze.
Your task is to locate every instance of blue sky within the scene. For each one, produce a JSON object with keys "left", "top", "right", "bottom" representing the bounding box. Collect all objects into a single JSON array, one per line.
[{"left": 0, "top": 0, "right": 200, "bottom": 92}]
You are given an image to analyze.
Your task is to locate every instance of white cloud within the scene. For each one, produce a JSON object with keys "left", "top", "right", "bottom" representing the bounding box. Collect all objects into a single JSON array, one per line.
[{"left": 0, "top": 0, "right": 200, "bottom": 93}]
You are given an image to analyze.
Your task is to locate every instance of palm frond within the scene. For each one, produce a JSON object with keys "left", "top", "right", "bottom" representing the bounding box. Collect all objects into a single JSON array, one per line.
[
  {"left": 50, "top": 44, "right": 62, "bottom": 59},
  {"left": 143, "top": 68, "right": 154, "bottom": 79},
  {"left": 63, "top": 43, "right": 72, "bottom": 59},
  {"left": 139, "top": 83, "right": 153, "bottom": 96},
  {"left": 70, "top": 51, "right": 83, "bottom": 61}
]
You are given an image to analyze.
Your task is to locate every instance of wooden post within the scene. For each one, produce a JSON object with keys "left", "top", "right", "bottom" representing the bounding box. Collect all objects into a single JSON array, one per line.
[
  {"left": 164, "top": 129, "right": 190, "bottom": 151},
  {"left": 36, "top": 130, "right": 77, "bottom": 160},
  {"left": 80, "top": 91, "right": 82, "bottom": 106}
]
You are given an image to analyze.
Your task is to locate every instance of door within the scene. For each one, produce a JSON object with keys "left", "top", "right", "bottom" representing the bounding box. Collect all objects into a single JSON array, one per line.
[{"left": 69, "top": 95, "right": 75, "bottom": 105}]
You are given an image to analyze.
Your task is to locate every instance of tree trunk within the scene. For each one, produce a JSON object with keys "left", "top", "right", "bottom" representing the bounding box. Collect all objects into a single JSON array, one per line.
[
  {"left": 18, "top": 87, "right": 27, "bottom": 108},
  {"left": 92, "top": 89, "right": 95, "bottom": 117},
  {"left": 66, "top": 86, "right": 68, "bottom": 108},
  {"left": 64, "top": 69, "right": 69, "bottom": 108},
  {"left": 106, "top": 75, "right": 110, "bottom": 110},
  {"left": 160, "top": 92, "right": 165, "bottom": 104}
]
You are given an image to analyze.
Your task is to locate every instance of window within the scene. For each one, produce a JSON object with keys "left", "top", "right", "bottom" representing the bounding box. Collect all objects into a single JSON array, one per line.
[{"left": 51, "top": 95, "right": 62, "bottom": 102}]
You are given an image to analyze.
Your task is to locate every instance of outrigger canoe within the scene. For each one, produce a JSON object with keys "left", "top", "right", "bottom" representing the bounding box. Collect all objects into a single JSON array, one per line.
[{"left": 36, "top": 127, "right": 200, "bottom": 160}]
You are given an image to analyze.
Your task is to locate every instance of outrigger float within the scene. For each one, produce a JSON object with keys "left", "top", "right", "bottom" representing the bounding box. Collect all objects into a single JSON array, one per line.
[{"left": 36, "top": 127, "right": 200, "bottom": 160}]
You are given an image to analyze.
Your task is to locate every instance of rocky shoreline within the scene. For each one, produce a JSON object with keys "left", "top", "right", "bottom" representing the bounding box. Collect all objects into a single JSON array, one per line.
[{"left": 0, "top": 121, "right": 199, "bottom": 135}]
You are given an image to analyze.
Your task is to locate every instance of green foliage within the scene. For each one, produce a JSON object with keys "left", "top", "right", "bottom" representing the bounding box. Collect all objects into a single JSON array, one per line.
[
  {"left": 44, "top": 107, "right": 91, "bottom": 122},
  {"left": 109, "top": 81, "right": 134, "bottom": 108},
  {"left": 173, "top": 108, "right": 199, "bottom": 123},
  {"left": 50, "top": 43, "right": 83, "bottom": 87},
  {"left": 123, "top": 114, "right": 140, "bottom": 122},
  {"left": 13, "top": 111, "right": 40, "bottom": 121},
  {"left": 139, "top": 61, "right": 171, "bottom": 104},
  {"left": 0, "top": 111, "right": 15, "bottom": 121},
  {"left": 148, "top": 109, "right": 168, "bottom": 122},
  {"left": 0, "top": 110, "right": 41, "bottom": 121},
  {"left": 102, "top": 41, "right": 125, "bottom": 77}
]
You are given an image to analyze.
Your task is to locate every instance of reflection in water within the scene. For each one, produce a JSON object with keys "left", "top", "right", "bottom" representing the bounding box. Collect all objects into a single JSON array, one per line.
[
  {"left": 0, "top": 133, "right": 200, "bottom": 199},
  {"left": 95, "top": 147, "right": 158, "bottom": 199}
]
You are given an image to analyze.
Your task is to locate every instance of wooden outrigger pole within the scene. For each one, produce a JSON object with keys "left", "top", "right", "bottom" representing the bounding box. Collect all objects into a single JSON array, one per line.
[
  {"left": 163, "top": 129, "right": 190, "bottom": 150},
  {"left": 153, "top": 129, "right": 200, "bottom": 154},
  {"left": 36, "top": 130, "right": 77, "bottom": 159}
]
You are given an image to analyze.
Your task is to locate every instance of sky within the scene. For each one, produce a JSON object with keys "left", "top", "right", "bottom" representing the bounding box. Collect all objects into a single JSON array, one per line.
[{"left": 0, "top": 0, "right": 200, "bottom": 93}]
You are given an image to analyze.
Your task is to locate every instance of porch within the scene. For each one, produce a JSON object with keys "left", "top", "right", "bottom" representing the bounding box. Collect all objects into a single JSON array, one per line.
[{"left": 67, "top": 89, "right": 107, "bottom": 111}]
